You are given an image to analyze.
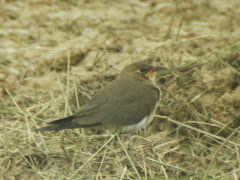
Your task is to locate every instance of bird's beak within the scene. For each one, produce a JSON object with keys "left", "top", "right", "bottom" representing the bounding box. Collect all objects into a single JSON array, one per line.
[
  {"left": 146, "top": 66, "right": 165, "bottom": 80},
  {"left": 148, "top": 66, "right": 165, "bottom": 73},
  {"left": 155, "top": 66, "right": 165, "bottom": 71}
]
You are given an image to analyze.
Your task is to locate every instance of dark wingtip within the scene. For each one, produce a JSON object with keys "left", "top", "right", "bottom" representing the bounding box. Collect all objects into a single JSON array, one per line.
[
  {"left": 34, "top": 126, "right": 60, "bottom": 132},
  {"left": 155, "top": 66, "right": 166, "bottom": 71},
  {"left": 48, "top": 116, "right": 75, "bottom": 125},
  {"left": 34, "top": 122, "right": 103, "bottom": 132}
]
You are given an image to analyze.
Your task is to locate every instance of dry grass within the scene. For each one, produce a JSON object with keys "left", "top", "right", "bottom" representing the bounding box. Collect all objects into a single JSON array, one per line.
[{"left": 1, "top": 0, "right": 240, "bottom": 179}]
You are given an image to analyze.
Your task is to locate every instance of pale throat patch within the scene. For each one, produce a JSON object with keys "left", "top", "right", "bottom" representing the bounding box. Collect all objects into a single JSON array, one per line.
[{"left": 146, "top": 71, "right": 157, "bottom": 81}]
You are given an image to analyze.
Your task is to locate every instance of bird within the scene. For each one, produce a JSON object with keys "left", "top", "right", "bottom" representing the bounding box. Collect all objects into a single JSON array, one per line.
[{"left": 34, "top": 62, "right": 165, "bottom": 133}]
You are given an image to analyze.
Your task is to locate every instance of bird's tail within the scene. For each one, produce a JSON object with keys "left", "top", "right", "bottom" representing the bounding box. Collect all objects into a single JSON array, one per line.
[{"left": 34, "top": 116, "right": 102, "bottom": 132}]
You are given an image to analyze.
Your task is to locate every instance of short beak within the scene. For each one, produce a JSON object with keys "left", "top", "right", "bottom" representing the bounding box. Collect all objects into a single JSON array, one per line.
[
  {"left": 146, "top": 66, "right": 165, "bottom": 80},
  {"left": 155, "top": 66, "right": 165, "bottom": 71}
]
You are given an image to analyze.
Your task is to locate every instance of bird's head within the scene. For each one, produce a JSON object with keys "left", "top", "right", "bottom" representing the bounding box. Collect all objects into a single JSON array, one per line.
[{"left": 120, "top": 62, "right": 165, "bottom": 81}]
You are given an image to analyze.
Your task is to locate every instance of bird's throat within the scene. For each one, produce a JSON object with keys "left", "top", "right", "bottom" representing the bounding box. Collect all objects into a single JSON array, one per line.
[{"left": 145, "top": 71, "right": 156, "bottom": 81}]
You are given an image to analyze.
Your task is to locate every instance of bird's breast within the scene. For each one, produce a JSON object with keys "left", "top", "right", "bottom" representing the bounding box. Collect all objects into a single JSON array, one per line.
[{"left": 121, "top": 109, "right": 156, "bottom": 133}]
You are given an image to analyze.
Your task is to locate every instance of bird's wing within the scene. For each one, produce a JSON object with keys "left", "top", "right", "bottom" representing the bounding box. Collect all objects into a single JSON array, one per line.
[{"left": 80, "top": 77, "right": 160, "bottom": 127}]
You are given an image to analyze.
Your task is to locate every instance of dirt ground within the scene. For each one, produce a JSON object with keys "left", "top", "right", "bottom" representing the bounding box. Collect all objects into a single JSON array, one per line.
[{"left": 1, "top": 0, "right": 240, "bottom": 179}]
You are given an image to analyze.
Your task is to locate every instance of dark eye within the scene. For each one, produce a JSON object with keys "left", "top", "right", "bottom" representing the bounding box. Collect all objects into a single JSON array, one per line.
[{"left": 139, "top": 67, "right": 148, "bottom": 73}]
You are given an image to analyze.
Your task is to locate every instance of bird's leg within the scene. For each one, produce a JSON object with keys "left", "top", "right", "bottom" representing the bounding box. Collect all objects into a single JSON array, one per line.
[
  {"left": 60, "top": 132, "right": 71, "bottom": 163},
  {"left": 143, "top": 128, "right": 147, "bottom": 137},
  {"left": 127, "top": 132, "right": 134, "bottom": 147}
]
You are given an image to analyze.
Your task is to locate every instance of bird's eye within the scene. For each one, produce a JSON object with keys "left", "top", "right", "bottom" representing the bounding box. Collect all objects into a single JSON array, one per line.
[{"left": 139, "top": 67, "right": 148, "bottom": 73}]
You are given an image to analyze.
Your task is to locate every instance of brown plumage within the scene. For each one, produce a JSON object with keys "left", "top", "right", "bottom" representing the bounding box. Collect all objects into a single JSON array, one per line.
[{"left": 35, "top": 62, "right": 164, "bottom": 133}]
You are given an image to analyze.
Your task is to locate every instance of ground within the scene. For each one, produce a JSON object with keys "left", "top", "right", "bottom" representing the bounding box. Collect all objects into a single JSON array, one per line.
[{"left": 1, "top": 0, "right": 240, "bottom": 179}]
